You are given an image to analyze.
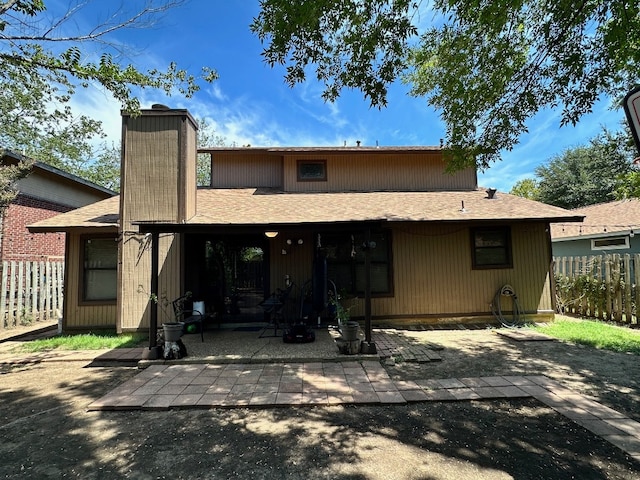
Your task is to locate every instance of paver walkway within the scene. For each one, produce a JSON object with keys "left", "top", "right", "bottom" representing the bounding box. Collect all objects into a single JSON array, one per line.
[{"left": 88, "top": 361, "right": 640, "bottom": 462}]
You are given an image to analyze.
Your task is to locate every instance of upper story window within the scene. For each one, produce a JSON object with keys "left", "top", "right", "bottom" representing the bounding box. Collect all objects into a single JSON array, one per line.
[
  {"left": 591, "top": 236, "right": 629, "bottom": 251},
  {"left": 297, "top": 160, "right": 327, "bottom": 181},
  {"left": 81, "top": 235, "right": 118, "bottom": 303},
  {"left": 471, "top": 226, "right": 513, "bottom": 269}
]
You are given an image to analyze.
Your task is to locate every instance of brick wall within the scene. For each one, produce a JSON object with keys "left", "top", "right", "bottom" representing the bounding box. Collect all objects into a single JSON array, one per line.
[{"left": 0, "top": 194, "right": 72, "bottom": 262}]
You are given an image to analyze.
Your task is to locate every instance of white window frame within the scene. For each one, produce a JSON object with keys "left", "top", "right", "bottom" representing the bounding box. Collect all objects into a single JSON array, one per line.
[{"left": 591, "top": 236, "right": 630, "bottom": 251}]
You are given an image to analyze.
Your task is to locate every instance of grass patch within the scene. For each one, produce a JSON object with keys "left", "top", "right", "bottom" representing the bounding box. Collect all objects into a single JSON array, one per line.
[
  {"left": 533, "top": 318, "right": 640, "bottom": 355},
  {"left": 13, "top": 333, "right": 147, "bottom": 353}
]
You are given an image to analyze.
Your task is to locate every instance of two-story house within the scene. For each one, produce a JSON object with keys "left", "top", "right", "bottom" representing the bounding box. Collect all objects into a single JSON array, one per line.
[{"left": 28, "top": 107, "right": 581, "bottom": 349}]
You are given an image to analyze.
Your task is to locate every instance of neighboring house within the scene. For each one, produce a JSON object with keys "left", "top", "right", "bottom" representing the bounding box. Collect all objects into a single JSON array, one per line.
[
  {"left": 0, "top": 149, "right": 115, "bottom": 263},
  {"left": 28, "top": 107, "right": 582, "bottom": 339},
  {"left": 551, "top": 199, "right": 640, "bottom": 258}
]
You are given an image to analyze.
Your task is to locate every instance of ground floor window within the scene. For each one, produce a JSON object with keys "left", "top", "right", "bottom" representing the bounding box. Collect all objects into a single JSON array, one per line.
[
  {"left": 81, "top": 235, "right": 117, "bottom": 302},
  {"left": 321, "top": 230, "right": 392, "bottom": 296},
  {"left": 471, "top": 226, "right": 512, "bottom": 269}
]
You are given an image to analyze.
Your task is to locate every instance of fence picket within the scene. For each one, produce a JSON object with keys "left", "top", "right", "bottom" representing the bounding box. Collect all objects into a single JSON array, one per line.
[
  {"left": 636, "top": 254, "right": 640, "bottom": 325},
  {"left": 0, "top": 262, "right": 7, "bottom": 329},
  {"left": 25, "top": 262, "right": 31, "bottom": 320},
  {"left": 17, "top": 262, "right": 24, "bottom": 324},
  {"left": 554, "top": 253, "right": 637, "bottom": 324},
  {"left": 38, "top": 261, "right": 45, "bottom": 321},
  {"left": 8, "top": 262, "right": 16, "bottom": 328},
  {"left": 613, "top": 254, "right": 622, "bottom": 322},
  {"left": 604, "top": 255, "right": 612, "bottom": 321}
]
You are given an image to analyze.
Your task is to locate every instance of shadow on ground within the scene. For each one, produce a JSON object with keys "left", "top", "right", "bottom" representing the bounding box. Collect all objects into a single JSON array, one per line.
[{"left": 1, "top": 325, "right": 640, "bottom": 478}]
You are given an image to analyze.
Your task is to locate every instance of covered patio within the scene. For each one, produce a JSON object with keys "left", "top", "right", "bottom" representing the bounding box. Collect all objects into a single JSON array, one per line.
[{"left": 139, "top": 324, "right": 445, "bottom": 366}]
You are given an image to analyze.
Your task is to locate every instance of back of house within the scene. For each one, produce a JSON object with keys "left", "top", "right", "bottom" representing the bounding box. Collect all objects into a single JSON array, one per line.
[{"left": 28, "top": 107, "right": 581, "bottom": 334}]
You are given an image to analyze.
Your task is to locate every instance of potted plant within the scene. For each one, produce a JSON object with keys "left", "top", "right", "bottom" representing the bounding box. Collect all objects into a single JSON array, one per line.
[{"left": 329, "top": 292, "right": 359, "bottom": 341}]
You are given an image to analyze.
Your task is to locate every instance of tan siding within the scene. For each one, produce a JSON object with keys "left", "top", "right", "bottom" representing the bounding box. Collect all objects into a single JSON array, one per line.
[
  {"left": 211, "top": 153, "right": 282, "bottom": 188},
  {"left": 118, "top": 232, "right": 181, "bottom": 331},
  {"left": 63, "top": 231, "right": 117, "bottom": 330},
  {"left": 268, "top": 231, "right": 314, "bottom": 318},
  {"left": 183, "top": 117, "right": 198, "bottom": 220},
  {"left": 122, "top": 115, "right": 181, "bottom": 222},
  {"left": 117, "top": 110, "right": 197, "bottom": 331},
  {"left": 283, "top": 153, "right": 476, "bottom": 192},
  {"left": 265, "top": 222, "right": 552, "bottom": 323},
  {"left": 332, "top": 222, "right": 553, "bottom": 321}
]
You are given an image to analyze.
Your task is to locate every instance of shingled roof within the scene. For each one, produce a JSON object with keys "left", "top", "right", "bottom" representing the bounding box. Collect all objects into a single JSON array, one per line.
[
  {"left": 28, "top": 188, "right": 582, "bottom": 233},
  {"left": 551, "top": 199, "right": 640, "bottom": 240}
]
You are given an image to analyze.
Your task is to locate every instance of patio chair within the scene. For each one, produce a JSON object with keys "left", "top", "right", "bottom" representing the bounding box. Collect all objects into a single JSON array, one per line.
[
  {"left": 172, "top": 294, "right": 205, "bottom": 342},
  {"left": 259, "top": 283, "right": 293, "bottom": 338}
]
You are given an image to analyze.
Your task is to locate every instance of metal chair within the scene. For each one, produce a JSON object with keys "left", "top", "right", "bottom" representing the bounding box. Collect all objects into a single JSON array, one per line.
[{"left": 172, "top": 294, "right": 204, "bottom": 342}]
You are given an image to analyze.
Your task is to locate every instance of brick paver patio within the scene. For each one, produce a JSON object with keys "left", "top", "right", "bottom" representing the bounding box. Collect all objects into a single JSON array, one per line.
[{"left": 88, "top": 362, "right": 640, "bottom": 462}]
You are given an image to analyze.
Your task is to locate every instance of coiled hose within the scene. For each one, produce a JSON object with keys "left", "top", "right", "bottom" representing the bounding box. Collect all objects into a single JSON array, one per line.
[{"left": 491, "top": 284, "right": 526, "bottom": 328}]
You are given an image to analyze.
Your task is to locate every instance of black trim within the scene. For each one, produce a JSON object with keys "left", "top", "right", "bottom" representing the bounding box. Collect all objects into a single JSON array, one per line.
[
  {"left": 470, "top": 226, "right": 513, "bottom": 269},
  {"left": 79, "top": 234, "right": 118, "bottom": 305},
  {"left": 297, "top": 159, "right": 327, "bottom": 181}
]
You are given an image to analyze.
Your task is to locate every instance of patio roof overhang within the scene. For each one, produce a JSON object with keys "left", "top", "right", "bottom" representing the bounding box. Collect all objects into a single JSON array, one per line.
[
  {"left": 27, "top": 188, "right": 584, "bottom": 234},
  {"left": 132, "top": 220, "right": 385, "bottom": 235}
]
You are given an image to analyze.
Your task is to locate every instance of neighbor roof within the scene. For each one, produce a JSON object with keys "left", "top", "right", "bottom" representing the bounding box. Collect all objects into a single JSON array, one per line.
[
  {"left": 28, "top": 188, "right": 582, "bottom": 232},
  {"left": 551, "top": 199, "right": 640, "bottom": 241},
  {"left": 1, "top": 148, "right": 116, "bottom": 197}
]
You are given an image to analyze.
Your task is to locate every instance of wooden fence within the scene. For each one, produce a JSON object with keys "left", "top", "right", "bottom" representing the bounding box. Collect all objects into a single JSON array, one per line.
[
  {"left": 553, "top": 254, "right": 639, "bottom": 325},
  {"left": 0, "top": 260, "right": 64, "bottom": 330}
]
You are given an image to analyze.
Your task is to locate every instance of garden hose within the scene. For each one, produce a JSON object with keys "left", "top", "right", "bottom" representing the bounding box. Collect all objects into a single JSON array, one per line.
[{"left": 491, "top": 284, "right": 526, "bottom": 328}]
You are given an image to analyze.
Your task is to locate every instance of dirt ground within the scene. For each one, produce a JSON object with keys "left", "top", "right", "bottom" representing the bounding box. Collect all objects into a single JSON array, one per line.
[{"left": 1, "top": 325, "right": 639, "bottom": 479}]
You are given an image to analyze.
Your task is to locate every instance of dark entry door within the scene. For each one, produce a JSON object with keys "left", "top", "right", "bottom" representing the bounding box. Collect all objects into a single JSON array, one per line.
[{"left": 184, "top": 234, "right": 269, "bottom": 323}]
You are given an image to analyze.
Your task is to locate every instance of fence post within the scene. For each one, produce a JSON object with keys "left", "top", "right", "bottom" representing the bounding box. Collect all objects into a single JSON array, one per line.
[
  {"left": 587, "top": 255, "right": 598, "bottom": 318},
  {"left": 593, "top": 256, "right": 604, "bottom": 320},
  {"left": 604, "top": 254, "right": 612, "bottom": 321},
  {"left": 51, "top": 262, "right": 58, "bottom": 316},
  {"left": 8, "top": 261, "right": 16, "bottom": 327},
  {"left": 624, "top": 254, "right": 632, "bottom": 324}
]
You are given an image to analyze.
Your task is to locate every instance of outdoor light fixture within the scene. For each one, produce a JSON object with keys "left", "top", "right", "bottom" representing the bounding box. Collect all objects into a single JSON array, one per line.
[
  {"left": 264, "top": 231, "right": 279, "bottom": 238},
  {"left": 282, "top": 238, "right": 304, "bottom": 255}
]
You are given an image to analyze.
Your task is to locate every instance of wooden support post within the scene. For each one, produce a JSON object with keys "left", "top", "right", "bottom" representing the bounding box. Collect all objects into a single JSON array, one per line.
[
  {"left": 148, "top": 232, "right": 160, "bottom": 353},
  {"left": 362, "top": 227, "right": 376, "bottom": 354}
]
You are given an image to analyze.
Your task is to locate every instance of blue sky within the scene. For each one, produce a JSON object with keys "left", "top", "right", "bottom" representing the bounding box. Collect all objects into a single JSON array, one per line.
[{"left": 64, "top": 0, "right": 627, "bottom": 192}]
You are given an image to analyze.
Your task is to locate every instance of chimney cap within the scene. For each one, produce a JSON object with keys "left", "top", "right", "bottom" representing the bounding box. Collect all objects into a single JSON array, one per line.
[{"left": 151, "top": 104, "right": 170, "bottom": 110}]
